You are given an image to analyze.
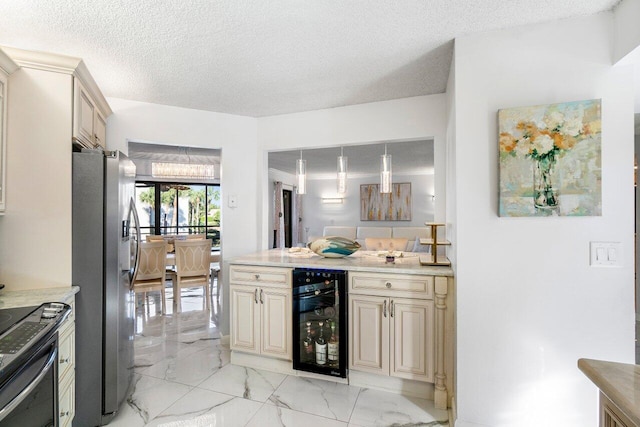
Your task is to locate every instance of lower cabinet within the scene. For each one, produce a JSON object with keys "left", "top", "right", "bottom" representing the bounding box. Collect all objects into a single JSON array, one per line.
[
  {"left": 58, "top": 303, "right": 75, "bottom": 427},
  {"left": 230, "top": 266, "right": 292, "bottom": 360},
  {"left": 350, "top": 294, "right": 434, "bottom": 382},
  {"left": 601, "top": 392, "right": 636, "bottom": 427}
]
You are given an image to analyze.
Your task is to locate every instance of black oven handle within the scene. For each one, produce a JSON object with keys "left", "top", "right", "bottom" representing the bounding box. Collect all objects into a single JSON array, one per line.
[{"left": 0, "top": 344, "right": 58, "bottom": 422}]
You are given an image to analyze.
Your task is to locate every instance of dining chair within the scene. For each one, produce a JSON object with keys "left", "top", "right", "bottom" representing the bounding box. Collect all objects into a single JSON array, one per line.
[
  {"left": 173, "top": 239, "right": 212, "bottom": 313},
  {"left": 185, "top": 234, "right": 206, "bottom": 240},
  {"left": 132, "top": 240, "right": 169, "bottom": 315}
]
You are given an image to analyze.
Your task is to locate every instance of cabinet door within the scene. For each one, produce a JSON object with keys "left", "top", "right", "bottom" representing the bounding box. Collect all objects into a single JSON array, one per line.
[
  {"left": 350, "top": 295, "right": 389, "bottom": 375},
  {"left": 0, "top": 73, "right": 5, "bottom": 213},
  {"left": 260, "top": 287, "right": 292, "bottom": 360},
  {"left": 58, "top": 320, "right": 75, "bottom": 381},
  {"left": 94, "top": 109, "right": 106, "bottom": 148},
  {"left": 74, "top": 79, "right": 95, "bottom": 147},
  {"left": 390, "top": 298, "right": 434, "bottom": 382},
  {"left": 58, "top": 375, "right": 75, "bottom": 427},
  {"left": 230, "top": 285, "right": 259, "bottom": 354}
]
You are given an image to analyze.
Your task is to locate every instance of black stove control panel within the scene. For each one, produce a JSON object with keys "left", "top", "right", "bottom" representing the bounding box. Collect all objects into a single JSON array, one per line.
[{"left": 0, "top": 302, "right": 71, "bottom": 374}]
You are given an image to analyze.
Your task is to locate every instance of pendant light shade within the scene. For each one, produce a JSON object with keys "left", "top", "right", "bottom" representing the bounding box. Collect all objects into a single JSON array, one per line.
[
  {"left": 380, "top": 144, "right": 392, "bottom": 193},
  {"left": 296, "top": 151, "right": 306, "bottom": 195},
  {"left": 337, "top": 147, "right": 347, "bottom": 195}
]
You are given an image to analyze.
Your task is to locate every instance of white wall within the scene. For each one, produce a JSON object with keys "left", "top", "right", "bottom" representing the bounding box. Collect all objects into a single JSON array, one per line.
[
  {"left": 106, "top": 98, "right": 258, "bottom": 334},
  {"left": 301, "top": 173, "right": 435, "bottom": 240},
  {"left": 452, "top": 13, "right": 635, "bottom": 427},
  {"left": 258, "top": 94, "right": 447, "bottom": 249},
  {"left": 614, "top": 0, "right": 640, "bottom": 64},
  {"left": 0, "top": 68, "right": 73, "bottom": 289}
]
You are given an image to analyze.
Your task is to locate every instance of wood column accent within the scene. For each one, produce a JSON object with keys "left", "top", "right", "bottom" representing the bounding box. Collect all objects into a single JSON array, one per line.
[{"left": 434, "top": 276, "right": 448, "bottom": 409}]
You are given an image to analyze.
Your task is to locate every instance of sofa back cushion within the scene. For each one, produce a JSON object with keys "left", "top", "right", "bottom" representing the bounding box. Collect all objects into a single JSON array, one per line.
[
  {"left": 392, "top": 226, "right": 431, "bottom": 251},
  {"left": 365, "top": 237, "right": 409, "bottom": 251},
  {"left": 322, "top": 226, "right": 357, "bottom": 240}
]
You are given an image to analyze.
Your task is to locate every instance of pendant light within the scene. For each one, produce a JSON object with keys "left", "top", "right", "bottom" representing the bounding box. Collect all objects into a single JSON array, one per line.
[
  {"left": 337, "top": 146, "right": 348, "bottom": 195},
  {"left": 380, "top": 144, "right": 392, "bottom": 193},
  {"left": 296, "top": 151, "right": 306, "bottom": 195}
]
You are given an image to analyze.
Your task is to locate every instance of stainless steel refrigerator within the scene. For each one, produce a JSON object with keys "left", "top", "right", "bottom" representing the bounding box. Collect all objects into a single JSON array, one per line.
[{"left": 72, "top": 149, "right": 140, "bottom": 426}]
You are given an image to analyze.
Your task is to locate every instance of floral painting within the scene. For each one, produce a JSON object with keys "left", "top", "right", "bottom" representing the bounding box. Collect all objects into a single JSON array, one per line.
[
  {"left": 360, "top": 183, "right": 411, "bottom": 221},
  {"left": 498, "top": 99, "right": 601, "bottom": 217}
]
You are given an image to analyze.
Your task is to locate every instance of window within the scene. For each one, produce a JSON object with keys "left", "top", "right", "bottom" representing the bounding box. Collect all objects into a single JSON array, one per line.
[{"left": 135, "top": 182, "right": 221, "bottom": 247}]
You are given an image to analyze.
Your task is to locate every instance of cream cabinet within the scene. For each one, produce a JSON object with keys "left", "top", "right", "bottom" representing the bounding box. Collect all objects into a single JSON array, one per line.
[
  {"left": 349, "top": 271, "right": 451, "bottom": 409},
  {"left": 58, "top": 301, "right": 76, "bottom": 427},
  {"left": 73, "top": 79, "right": 107, "bottom": 149},
  {"left": 230, "top": 266, "right": 292, "bottom": 360},
  {"left": 0, "top": 70, "right": 7, "bottom": 214},
  {"left": 0, "top": 49, "right": 17, "bottom": 214},
  {"left": 600, "top": 392, "right": 636, "bottom": 427},
  {"left": 350, "top": 294, "right": 434, "bottom": 382}
]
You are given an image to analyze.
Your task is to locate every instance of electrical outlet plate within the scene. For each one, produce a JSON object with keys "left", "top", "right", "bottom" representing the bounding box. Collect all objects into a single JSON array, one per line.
[{"left": 590, "top": 242, "right": 622, "bottom": 267}]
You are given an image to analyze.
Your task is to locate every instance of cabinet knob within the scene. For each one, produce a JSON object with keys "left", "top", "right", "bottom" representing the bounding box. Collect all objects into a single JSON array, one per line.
[
  {"left": 385, "top": 282, "right": 392, "bottom": 288},
  {"left": 60, "top": 411, "right": 69, "bottom": 417},
  {"left": 255, "top": 274, "right": 260, "bottom": 280},
  {"left": 60, "top": 357, "right": 70, "bottom": 364}
]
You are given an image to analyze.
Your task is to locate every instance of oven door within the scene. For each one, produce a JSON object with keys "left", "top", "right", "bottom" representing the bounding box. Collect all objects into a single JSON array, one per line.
[{"left": 0, "top": 333, "right": 58, "bottom": 427}]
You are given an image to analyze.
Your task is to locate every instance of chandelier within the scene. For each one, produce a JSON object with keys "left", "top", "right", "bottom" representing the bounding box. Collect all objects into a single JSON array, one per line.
[{"left": 151, "top": 162, "right": 216, "bottom": 179}]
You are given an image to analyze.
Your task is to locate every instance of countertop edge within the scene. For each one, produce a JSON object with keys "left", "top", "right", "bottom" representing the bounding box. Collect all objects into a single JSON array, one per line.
[
  {"left": 228, "top": 249, "right": 454, "bottom": 276},
  {"left": 578, "top": 358, "right": 640, "bottom": 426},
  {"left": 0, "top": 285, "right": 80, "bottom": 309}
]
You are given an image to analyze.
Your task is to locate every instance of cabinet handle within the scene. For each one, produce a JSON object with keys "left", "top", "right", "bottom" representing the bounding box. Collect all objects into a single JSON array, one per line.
[
  {"left": 390, "top": 300, "right": 394, "bottom": 317},
  {"left": 385, "top": 282, "right": 392, "bottom": 288},
  {"left": 383, "top": 300, "right": 387, "bottom": 318},
  {"left": 60, "top": 411, "right": 69, "bottom": 417},
  {"left": 260, "top": 289, "right": 264, "bottom": 304},
  {"left": 255, "top": 274, "right": 260, "bottom": 280},
  {"left": 254, "top": 288, "right": 258, "bottom": 304},
  {"left": 60, "top": 357, "right": 70, "bottom": 364}
]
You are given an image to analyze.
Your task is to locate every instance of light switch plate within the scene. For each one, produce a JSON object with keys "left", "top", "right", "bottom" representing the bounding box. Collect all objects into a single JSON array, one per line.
[
  {"left": 228, "top": 194, "right": 238, "bottom": 208},
  {"left": 590, "top": 241, "right": 622, "bottom": 267}
]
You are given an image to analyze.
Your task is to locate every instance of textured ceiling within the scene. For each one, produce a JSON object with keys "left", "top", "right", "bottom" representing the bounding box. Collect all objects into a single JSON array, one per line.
[{"left": 0, "top": 0, "right": 622, "bottom": 117}]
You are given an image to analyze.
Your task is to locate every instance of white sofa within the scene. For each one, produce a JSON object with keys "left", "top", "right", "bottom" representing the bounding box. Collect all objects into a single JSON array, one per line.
[{"left": 321, "top": 226, "right": 430, "bottom": 252}]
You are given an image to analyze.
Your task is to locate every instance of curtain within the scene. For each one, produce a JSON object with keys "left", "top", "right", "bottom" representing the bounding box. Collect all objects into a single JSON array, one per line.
[{"left": 273, "top": 181, "right": 285, "bottom": 248}]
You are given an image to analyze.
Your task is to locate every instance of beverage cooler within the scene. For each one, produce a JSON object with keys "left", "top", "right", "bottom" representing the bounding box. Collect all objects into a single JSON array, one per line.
[{"left": 292, "top": 268, "right": 347, "bottom": 378}]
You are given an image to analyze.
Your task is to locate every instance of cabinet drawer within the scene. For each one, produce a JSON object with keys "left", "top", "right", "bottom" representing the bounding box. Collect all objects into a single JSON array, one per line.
[
  {"left": 58, "top": 321, "right": 75, "bottom": 381},
  {"left": 350, "top": 272, "right": 434, "bottom": 299},
  {"left": 230, "top": 266, "right": 291, "bottom": 288}
]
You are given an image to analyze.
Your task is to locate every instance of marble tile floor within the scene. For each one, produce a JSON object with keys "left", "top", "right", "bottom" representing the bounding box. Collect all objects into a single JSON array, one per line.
[{"left": 113, "top": 287, "right": 449, "bottom": 427}]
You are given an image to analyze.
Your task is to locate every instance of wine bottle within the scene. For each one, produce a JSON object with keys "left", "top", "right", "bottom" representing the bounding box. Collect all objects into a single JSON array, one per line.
[
  {"left": 315, "top": 321, "right": 327, "bottom": 365},
  {"left": 328, "top": 320, "right": 339, "bottom": 367},
  {"left": 303, "top": 321, "right": 313, "bottom": 361}
]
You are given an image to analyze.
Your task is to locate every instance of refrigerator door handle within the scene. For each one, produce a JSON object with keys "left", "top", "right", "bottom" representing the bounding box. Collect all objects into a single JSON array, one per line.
[{"left": 128, "top": 197, "right": 142, "bottom": 284}]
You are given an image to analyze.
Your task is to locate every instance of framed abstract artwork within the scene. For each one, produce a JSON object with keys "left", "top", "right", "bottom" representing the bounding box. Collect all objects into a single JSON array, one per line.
[
  {"left": 360, "top": 183, "right": 411, "bottom": 221},
  {"left": 498, "top": 99, "right": 602, "bottom": 217}
]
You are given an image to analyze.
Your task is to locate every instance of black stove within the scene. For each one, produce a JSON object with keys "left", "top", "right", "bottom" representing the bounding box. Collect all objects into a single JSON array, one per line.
[
  {"left": 0, "top": 302, "right": 70, "bottom": 426},
  {"left": 0, "top": 303, "right": 70, "bottom": 380},
  {"left": 0, "top": 306, "right": 39, "bottom": 336}
]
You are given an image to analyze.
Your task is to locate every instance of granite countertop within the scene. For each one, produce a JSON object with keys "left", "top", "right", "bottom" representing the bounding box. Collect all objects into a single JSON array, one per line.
[
  {"left": 578, "top": 358, "right": 640, "bottom": 425},
  {"left": 0, "top": 286, "right": 80, "bottom": 309},
  {"left": 229, "top": 249, "right": 454, "bottom": 276}
]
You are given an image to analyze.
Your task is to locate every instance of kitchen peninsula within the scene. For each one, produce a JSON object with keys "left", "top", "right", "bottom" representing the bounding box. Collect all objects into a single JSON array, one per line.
[{"left": 228, "top": 249, "right": 455, "bottom": 410}]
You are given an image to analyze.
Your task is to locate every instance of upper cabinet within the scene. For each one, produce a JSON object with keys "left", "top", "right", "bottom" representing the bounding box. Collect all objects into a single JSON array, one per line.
[
  {"left": 1, "top": 46, "right": 112, "bottom": 150},
  {"left": 73, "top": 79, "right": 107, "bottom": 149},
  {"left": 0, "top": 50, "right": 18, "bottom": 214}
]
